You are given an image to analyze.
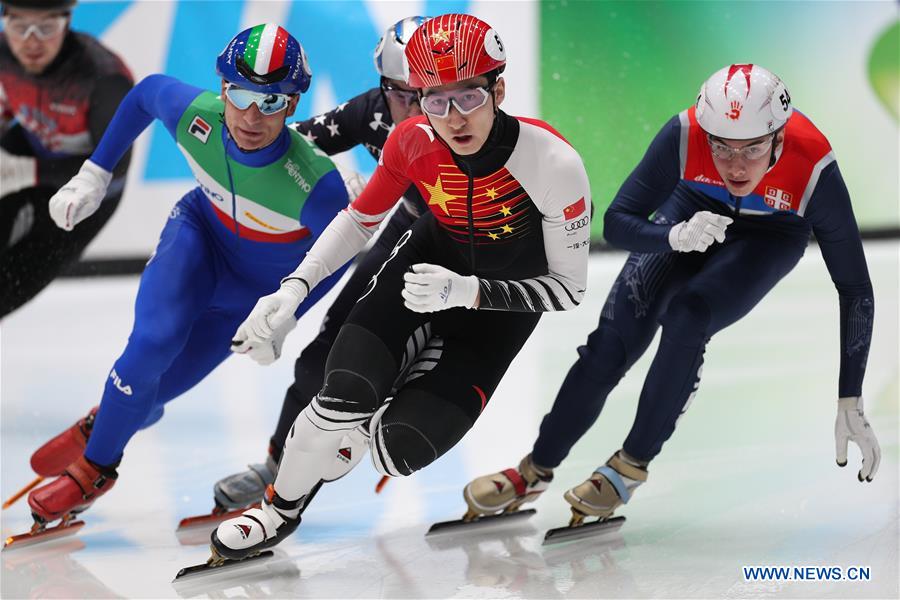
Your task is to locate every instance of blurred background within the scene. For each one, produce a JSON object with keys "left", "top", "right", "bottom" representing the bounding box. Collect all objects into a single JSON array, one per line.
[
  {"left": 31, "top": 0, "right": 899, "bottom": 259},
  {"left": 1, "top": 2, "right": 897, "bottom": 598}
]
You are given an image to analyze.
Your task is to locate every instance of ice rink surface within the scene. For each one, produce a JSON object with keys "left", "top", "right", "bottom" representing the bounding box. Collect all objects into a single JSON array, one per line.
[{"left": 1, "top": 244, "right": 898, "bottom": 599}]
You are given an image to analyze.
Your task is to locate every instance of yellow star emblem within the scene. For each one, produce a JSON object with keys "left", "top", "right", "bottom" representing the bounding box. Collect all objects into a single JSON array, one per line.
[
  {"left": 422, "top": 175, "right": 457, "bottom": 216},
  {"left": 499, "top": 205, "right": 511, "bottom": 216},
  {"left": 430, "top": 27, "right": 451, "bottom": 44},
  {"left": 488, "top": 232, "right": 500, "bottom": 241},
  {"left": 485, "top": 188, "right": 498, "bottom": 200},
  {"left": 501, "top": 224, "right": 513, "bottom": 234}
]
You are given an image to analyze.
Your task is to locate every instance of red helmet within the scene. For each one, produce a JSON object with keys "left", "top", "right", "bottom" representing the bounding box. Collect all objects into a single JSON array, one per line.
[{"left": 405, "top": 13, "right": 506, "bottom": 89}]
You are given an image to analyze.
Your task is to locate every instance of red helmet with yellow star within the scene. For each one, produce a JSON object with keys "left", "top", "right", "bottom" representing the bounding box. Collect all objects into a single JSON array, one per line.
[{"left": 404, "top": 13, "right": 506, "bottom": 89}]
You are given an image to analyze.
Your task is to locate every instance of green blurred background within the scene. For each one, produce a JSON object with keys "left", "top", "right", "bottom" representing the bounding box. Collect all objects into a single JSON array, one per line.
[{"left": 540, "top": 1, "right": 899, "bottom": 240}]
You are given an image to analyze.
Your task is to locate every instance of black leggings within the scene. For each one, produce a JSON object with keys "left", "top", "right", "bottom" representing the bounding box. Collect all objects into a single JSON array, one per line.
[
  {"left": 268, "top": 206, "right": 417, "bottom": 460},
  {"left": 313, "top": 214, "right": 540, "bottom": 476},
  {"left": 531, "top": 223, "right": 807, "bottom": 467},
  {"left": 0, "top": 186, "right": 121, "bottom": 317}
]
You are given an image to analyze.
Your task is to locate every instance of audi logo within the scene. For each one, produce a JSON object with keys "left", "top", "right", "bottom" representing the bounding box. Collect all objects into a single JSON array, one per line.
[{"left": 565, "top": 216, "right": 590, "bottom": 231}]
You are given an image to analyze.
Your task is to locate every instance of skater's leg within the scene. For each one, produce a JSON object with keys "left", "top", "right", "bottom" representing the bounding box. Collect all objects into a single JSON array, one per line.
[
  {"left": 269, "top": 208, "right": 417, "bottom": 459},
  {"left": 622, "top": 233, "right": 806, "bottom": 463},
  {"left": 0, "top": 186, "right": 121, "bottom": 317},
  {"left": 84, "top": 206, "right": 217, "bottom": 468},
  {"left": 531, "top": 250, "right": 697, "bottom": 469},
  {"left": 367, "top": 310, "right": 539, "bottom": 506}
]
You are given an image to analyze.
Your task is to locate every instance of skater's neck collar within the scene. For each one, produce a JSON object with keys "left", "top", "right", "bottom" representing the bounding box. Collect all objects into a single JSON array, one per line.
[{"left": 221, "top": 125, "right": 291, "bottom": 167}]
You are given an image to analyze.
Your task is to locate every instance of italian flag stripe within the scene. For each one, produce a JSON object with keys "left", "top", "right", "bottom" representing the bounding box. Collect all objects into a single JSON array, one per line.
[
  {"left": 268, "top": 26, "right": 288, "bottom": 72},
  {"left": 252, "top": 23, "right": 279, "bottom": 74},
  {"left": 243, "top": 24, "right": 264, "bottom": 71}
]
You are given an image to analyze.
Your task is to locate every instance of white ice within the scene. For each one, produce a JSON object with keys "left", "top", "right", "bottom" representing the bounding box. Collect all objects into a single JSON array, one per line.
[{"left": 1, "top": 244, "right": 897, "bottom": 599}]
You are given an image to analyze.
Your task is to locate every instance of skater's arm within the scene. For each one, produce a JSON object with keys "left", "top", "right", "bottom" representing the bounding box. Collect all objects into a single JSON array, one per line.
[
  {"left": 282, "top": 129, "right": 411, "bottom": 293},
  {"left": 804, "top": 162, "right": 874, "bottom": 398},
  {"left": 34, "top": 73, "right": 134, "bottom": 190},
  {"left": 300, "top": 168, "right": 350, "bottom": 236},
  {"left": 476, "top": 151, "right": 591, "bottom": 312},
  {"left": 292, "top": 90, "right": 377, "bottom": 156},
  {"left": 89, "top": 74, "right": 203, "bottom": 172},
  {"left": 604, "top": 116, "right": 682, "bottom": 253}
]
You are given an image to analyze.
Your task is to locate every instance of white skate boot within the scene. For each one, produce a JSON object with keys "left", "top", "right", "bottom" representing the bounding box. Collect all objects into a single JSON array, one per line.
[{"left": 209, "top": 483, "right": 313, "bottom": 563}]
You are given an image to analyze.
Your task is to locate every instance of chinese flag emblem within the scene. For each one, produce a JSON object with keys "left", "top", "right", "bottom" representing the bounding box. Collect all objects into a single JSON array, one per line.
[{"left": 563, "top": 197, "right": 586, "bottom": 219}]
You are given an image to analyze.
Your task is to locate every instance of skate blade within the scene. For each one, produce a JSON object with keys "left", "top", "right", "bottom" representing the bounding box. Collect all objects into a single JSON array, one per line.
[
  {"left": 426, "top": 508, "right": 536, "bottom": 537},
  {"left": 176, "top": 503, "right": 261, "bottom": 546},
  {"left": 3, "top": 519, "right": 85, "bottom": 551},
  {"left": 172, "top": 549, "right": 274, "bottom": 583},
  {"left": 542, "top": 515, "right": 626, "bottom": 546}
]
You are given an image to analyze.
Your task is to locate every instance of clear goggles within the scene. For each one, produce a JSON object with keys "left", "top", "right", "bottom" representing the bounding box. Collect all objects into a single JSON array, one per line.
[
  {"left": 707, "top": 134, "right": 774, "bottom": 161},
  {"left": 224, "top": 84, "right": 292, "bottom": 116},
  {"left": 381, "top": 81, "right": 418, "bottom": 108},
  {"left": 419, "top": 86, "right": 492, "bottom": 119},
  {"left": 2, "top": 14, "right": 68, "bottom": 40}
]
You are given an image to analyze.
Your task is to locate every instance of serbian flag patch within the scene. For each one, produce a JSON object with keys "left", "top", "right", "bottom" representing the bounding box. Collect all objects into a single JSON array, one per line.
[{"left": 563, "top": 197, "right": 586, "bottom": 219}]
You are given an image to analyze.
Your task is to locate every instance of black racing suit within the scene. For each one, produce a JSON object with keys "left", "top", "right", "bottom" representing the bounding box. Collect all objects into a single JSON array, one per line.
[
  {"left": 267, "top": 88, "right": 427, "bottom": 459},
  {"left": 0, "top": 31, "right": 133, "bottom": 316}
]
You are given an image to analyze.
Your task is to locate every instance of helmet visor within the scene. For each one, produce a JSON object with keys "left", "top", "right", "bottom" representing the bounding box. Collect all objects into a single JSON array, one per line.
[{"left": 224, "top": 84, "right": 291, "bottom": 116}]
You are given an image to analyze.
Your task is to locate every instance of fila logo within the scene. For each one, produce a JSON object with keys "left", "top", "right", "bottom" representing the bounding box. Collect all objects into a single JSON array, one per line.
[
  {"left": 188, "top": 115, "right": 211, "bottom": 144},
  {"left": 764, "top": 186, "right": 793, "bottom": 211},
  {"left": 109, "top": 368, "right": 133, "bottom": 396}
]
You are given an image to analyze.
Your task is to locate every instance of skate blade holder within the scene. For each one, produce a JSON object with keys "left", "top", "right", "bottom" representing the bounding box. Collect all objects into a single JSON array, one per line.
[
  {"left": 3, "top": 519, "right": 85, "bottom": 551},
  {"left": 175, "top": 503, "right": 261, "bottom": 546},
  {"left": 172, "top": 550, "right": 275, "bottom": 583},
  {"left": 542, "top": 515, "right": 626, "bottom": 546},
  {"left": 425, "top": 508, "right": 537, "bottom": 537}
]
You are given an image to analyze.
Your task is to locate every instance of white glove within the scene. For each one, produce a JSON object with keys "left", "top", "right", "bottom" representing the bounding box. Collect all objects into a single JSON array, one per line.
[
  {"left": 231, "top": 316, "right": 297, "bottom": 366},
  {"left": 668, "top": 211, "right": 733, "bottom": 253},
  {"left": 401, "top": 263, "right": 479, "bottom": 313},
  {"left": 232, "top": 279, "right": 307, "bottom": 356},
  {"left": 48, "top": 159, "right": 112, "bottom": 231},
  {"left": 335, "top": 165, "right": 367, "bottom": 203},
  {"left": 1, "top": 148, "right": 36, "bottom": 196},
  {"left": 835, "top": 396, "right": 881, "bottom": 482}
]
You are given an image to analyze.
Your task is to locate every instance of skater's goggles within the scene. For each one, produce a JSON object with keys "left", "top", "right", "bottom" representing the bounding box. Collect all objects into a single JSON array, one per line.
[
  {"left": 380, "top": 80, "right": 418, "bottom": 108},
  {"left": 706, "top": 134, "right": 774, "bottom": 161},
  {"left": 2, "top": 14, "right": 68, "bottom": 40},
  {"left": 224, "top": 84, "right": 292, "bottom": 116},
  {"left": 419, "top": 84, "right": 494, "bottom": 119}
]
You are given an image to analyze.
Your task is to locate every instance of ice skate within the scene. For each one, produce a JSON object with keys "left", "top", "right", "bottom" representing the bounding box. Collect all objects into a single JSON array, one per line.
[
  {"left": 175, "top": 482, "right": 320, "bottom": 579},
  {"left": 3, "top": 407, "right": 99, "bottom": 511},
  {"left": 4, "top": 456, "right": 116, "bottom": 550},
  {"left": 543, "top": 450, "right": 645, "bottom": 545},
  {"left": 30, "top": 407, "right": 99, "bottom": 477},
  {"left": 426, "top": 454, "right": 552, "bottom": 536}
]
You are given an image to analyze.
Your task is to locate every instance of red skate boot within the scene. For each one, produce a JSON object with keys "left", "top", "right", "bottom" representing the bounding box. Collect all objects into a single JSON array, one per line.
[
  {"left": 3, "top": 406, "right": 99, "bottom": 511},
  {"left": 30, "top": 406, "right": 99, "bottom": 477},
  {"left": 5, "top": 456, "right": 117, "bottom": 550}
]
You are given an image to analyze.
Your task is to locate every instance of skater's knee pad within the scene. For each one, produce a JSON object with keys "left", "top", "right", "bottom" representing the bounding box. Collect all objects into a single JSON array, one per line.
[
  {"left": 320, "top": 324, "right": 398, "bottom": 413},
  {"left": 369, "top": 390, "right": 473, "bottom": 477},
  {"left": 578, "top": 326, "right": 629, "bottom": 381},
  {"left": 660, "top": 291, "right": 711, "bottom": 344}
]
